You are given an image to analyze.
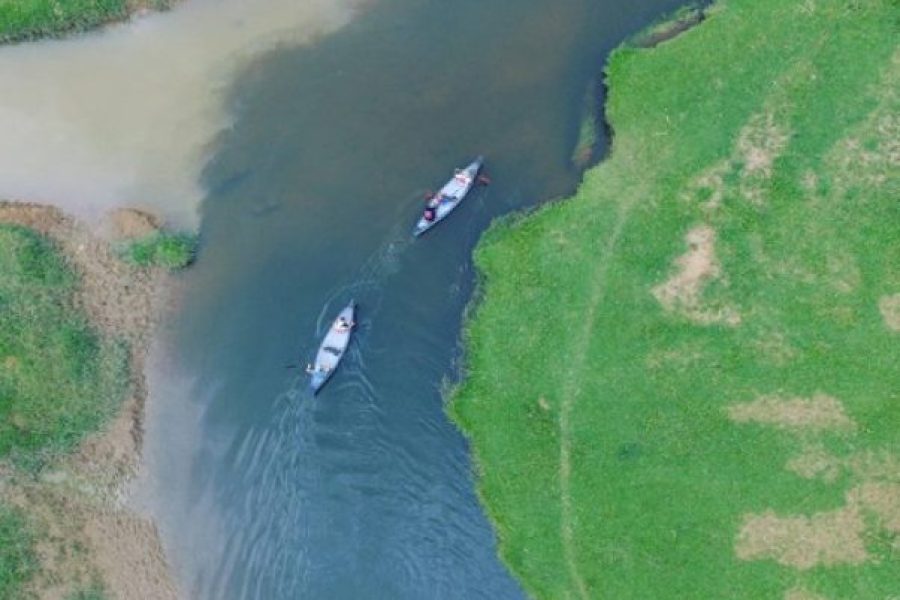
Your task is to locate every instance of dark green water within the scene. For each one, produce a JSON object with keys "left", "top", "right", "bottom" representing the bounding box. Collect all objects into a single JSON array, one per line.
[{"left": 143, "top": 0, "right": 685, "bottom": 597}]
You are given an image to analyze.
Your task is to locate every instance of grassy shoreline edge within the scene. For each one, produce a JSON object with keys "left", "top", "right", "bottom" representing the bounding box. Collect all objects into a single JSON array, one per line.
[
  {"left": 451, "top": 0, "right": 899, "bottom": 598},
  {"left": 0, "top": 0, "right": 176, "bottom": 45}
]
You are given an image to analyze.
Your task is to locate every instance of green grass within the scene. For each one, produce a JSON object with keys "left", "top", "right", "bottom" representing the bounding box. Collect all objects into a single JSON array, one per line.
[
  {"left": 0, "top": 0, "right": 172, "bottom": 44},
  {"left": 0, "top": 224, "right": 128, "bottom": 471},
  {"left": 452, "top": 0, "right": 900, "bottom": 598},
  {"left": 0, "top": 504, "right": 37, "bottom": 600},
  {"left": 0, "top": 0, "right": 126, "bottom": 43},
  {"left": 120, "top": 231, "right": 197, "bottom": 269}
]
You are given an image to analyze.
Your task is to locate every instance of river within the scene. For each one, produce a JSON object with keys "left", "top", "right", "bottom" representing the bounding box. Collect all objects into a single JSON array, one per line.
[{"left": 132, "top": 0, "right": 686, "bottom": 597}]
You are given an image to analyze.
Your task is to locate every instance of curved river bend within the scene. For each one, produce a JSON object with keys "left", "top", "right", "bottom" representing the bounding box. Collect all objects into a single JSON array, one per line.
[{"left": 141, "top": 0, "right": 686, "bottom": 597}]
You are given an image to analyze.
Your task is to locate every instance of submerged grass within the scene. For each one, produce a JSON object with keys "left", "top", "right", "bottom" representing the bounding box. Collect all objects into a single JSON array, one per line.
[
  {"left": 452, "top": 0, "right": 900, "bottom": 597},
  {"left": 571, "top": 80, "right": 599, "bottom": 168},
  {"left": 628, "top": 2, "right": 705, "bottom": 49},
  {"left": 0, "top": 224, "right": 128, "bottom": 471}
]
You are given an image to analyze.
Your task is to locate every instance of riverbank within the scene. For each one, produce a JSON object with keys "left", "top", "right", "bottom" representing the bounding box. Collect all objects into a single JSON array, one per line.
[
  {"left": 0, "top": 0, "right": 177, "bottom": 44},
  {"left": 0, "top": 202, "right": 179, "bottom": 599},
  {"left": 452, "top": 0, "right": 899, "bottom": 598}
]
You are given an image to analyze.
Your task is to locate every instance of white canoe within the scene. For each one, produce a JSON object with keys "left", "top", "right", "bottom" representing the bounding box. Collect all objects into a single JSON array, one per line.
[
  {"left": 413, "top": 156, "right": 484, "bottom": 237},
  {"left": 307, "top": 301, "right": 356, "bottom": 394}
]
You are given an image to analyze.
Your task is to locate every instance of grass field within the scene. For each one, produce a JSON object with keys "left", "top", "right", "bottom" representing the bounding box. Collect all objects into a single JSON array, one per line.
[
  {"left": 0, "top": 0, "right": 168, "bottom": 43},
  {"left": 452, "top": 0, "right": 899, "bottom": 597},
  {"left": 0, "top": 224, "right": 128, "bottom": 471},
  {"left": 0, "top": 504, "right": 36, "bottom": 600}
]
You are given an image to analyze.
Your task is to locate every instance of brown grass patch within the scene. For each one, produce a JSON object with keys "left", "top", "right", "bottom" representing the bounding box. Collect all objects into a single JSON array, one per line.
[
  {"left": 645, "top": 346, "right": 705, "bottom": 370},
  {"left": 103, "top": 207, "right": 161, "bottom": 241},
  {"left": 726, "top": 393, "right": 855, "bottom": 432},
  {"left": 684, "top": 160, "right": 729, "bottom": 210},
  {"left": 737, "top": 111, "right": 790, "bottom": 205},
  {"left": 735, "top": 505, "right": 868, "bottom": 569},
  {"left": 0, "top": 202, "right": 168, "bottom": 343},
  {"left": 751, "top": 331, "right": 798, "bottom": 366},
  {"left": 846, "top": 450, "right": 900, "bottom": 482},
  {"left": 736, "top": 483, "right": 900, "bottom": 571},
  {"left": 824, "top": 251, "right": 861, "bottom": 294},
  {"left": 878, "top": 293, "right": 900, "bottom": 332},
  {"left": 9, "top": 475, "right": 177, "bottom": 600},
  {"left": 825, "top": 49, "right": 900, "bottom": 194},
  {"left": 851, "top": 482, "right": 900, "bottom": 533},
  {"left": 652, "top": 225, "right": 741, "bottom": 326},
  {"left": 683, "top": 110, "right": 790, "bottom": 209},
  {"left": 738, "top": 112, "right": 790, "bottom": 178},
  {"left": 786, "top": 444, "right": 842, "bottom": 482},
  {"left": 81, "top": 506, "right": 177, "bottom": 600},
  {"left": 784, "top": 587, "right": 827, "bottom": 600}
]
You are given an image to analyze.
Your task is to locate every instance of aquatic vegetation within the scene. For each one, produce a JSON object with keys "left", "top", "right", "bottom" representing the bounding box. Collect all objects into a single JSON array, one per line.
[
  {"left": 0, "top": 504, "right": 37, "bottom": 600},
  {"left": 0, "top": 224, "right": 128, "bottom": 470},
  {"left": 570, "top": 81, "right": 599, "bottom": 168},
  {"left": 627, "top": 2, "right": 705, "bottom": 48},
  {"left": 453, "top": 0, "right": 899, "bottom": 597},
  {"left": 121, "top": 231, "right": 197, "bottom": 269}
]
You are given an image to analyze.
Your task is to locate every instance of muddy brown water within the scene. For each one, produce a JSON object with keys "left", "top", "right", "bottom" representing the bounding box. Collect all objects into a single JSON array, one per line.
[{"left": 138, "top": 0, "right": 687, "bottom": 597}]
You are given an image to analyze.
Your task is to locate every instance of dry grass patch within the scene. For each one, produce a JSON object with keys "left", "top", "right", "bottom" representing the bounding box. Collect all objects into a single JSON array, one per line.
[
  {"left": 824, "top": 251, "right": 861, "bottom": 294},
  {"left": 683, "top": 109, "right": 792, "bottom": 210},
  {"left": 7, "top": 474, "right": 177, "bottom": 600},
  {"left": 784, "top": 586, "right": 827, "bottom": 600},
  {"left": 737, "top": 111, "right": 790, "bottom": 178},
  {"left": 825, "top": 49, "right": 900, "bottom": 194},
  {"left": 751, "top": 331, "right": 798, "bottom": 366},
  {"left": 878, "top": 293, "right": 900, "bottom": 332},
  {"left": 737, "top": 111, "right": 790, "bottom": 206},
  {"left": 735, "top": 505, "right": 868, "bottom": 569},
  {"left": 652, "top": 225, "right": 741, "bottom": 326},
  {"left": 786, "top": 444, "right": 842, "bottom": 482},
  {"left": 737, "top": 482, "right": 900, "bottom": 571},
  {"left": 684, "top": 160, "right": 729, "bottom": 210},
  {"left": 0, "top": 202, "right": 166, "bottom": 343},
  {"left": 851, "top": 482, "right": 900, "bottom": 533},
  {"left": 846, "top": 450, "right": 900, "bottom": 482},
  {"left": 726, "top": 393, "right": 855, "bottom": 433},
  {"left": 103, "top": 207, "right": 161, "bottom": 241},
  {"left": 644, "top": 341, "right": 706, "bottom": 369}
]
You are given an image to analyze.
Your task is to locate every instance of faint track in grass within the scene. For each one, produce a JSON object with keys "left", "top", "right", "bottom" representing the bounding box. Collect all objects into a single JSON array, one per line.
[{"left": 556, "top": 188, "right": 637, "bottom": 599}]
